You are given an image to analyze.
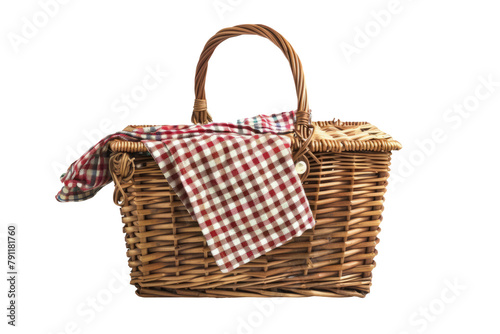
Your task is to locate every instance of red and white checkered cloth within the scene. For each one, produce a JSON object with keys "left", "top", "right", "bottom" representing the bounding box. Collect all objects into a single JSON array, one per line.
[{"left": 57, "top": 111, "right": 315, "bottom": 272}]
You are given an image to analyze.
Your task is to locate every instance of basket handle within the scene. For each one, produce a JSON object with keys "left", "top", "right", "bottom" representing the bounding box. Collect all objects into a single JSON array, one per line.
[{"left": 191, "top": 24, "right": 310, "bottom": 135}]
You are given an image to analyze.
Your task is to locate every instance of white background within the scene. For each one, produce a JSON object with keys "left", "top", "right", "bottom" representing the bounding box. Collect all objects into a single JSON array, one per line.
[{"left": 1, "top": 1, "right": 499, "bottom": 333}]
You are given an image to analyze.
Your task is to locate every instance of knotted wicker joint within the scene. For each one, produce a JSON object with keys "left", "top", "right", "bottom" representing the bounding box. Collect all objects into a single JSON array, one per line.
[
  {"left": 109, "top": 152, "right": 135, "bottom": 206},
  {"left": 191, "top": 99, "right": 211, "bottom": 125}
]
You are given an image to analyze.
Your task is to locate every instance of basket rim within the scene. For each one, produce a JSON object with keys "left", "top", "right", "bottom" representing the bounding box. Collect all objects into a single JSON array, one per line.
[{"left": 109, "top": 120, "right": 402, "bottom": 153}]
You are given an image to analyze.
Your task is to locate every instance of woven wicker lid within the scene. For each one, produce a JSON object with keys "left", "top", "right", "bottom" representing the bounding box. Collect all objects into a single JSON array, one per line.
[{"left": 290, "top": 119, "right": 402, "bottom": 153}]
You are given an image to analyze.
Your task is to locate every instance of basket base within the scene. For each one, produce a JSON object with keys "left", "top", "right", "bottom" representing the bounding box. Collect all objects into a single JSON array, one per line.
[{"left": 132, "top": 275, "right": 372, "bottom": 298}]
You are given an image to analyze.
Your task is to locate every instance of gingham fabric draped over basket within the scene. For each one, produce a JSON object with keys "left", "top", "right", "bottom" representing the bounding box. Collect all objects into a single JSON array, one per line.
[{"left": 109, "top": 24, "right": 401, "bottom": 298}]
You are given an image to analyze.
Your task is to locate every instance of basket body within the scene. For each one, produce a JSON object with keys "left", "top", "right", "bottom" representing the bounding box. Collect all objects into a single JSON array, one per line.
[{"left": 111, "top": 147, "right": 392, "bottom": 298}]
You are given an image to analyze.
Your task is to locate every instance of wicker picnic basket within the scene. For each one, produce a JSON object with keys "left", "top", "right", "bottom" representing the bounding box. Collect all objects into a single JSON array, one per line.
[{"left": 109, "top": 24, "right": 401, "bottom": 298}]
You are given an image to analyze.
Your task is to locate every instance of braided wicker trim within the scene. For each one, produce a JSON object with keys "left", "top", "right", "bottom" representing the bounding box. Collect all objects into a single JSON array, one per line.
[
  {"left": 290, "top": 138, "right": 402, "bottom": 153},
  {"left": 110, "top": 141, "right": 148, "bottom": 153}
]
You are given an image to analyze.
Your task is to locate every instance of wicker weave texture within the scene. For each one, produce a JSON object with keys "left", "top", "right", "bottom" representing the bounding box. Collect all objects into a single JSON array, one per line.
[{"left": 110, "top": 150, "right": 391, "bottom": 297}]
